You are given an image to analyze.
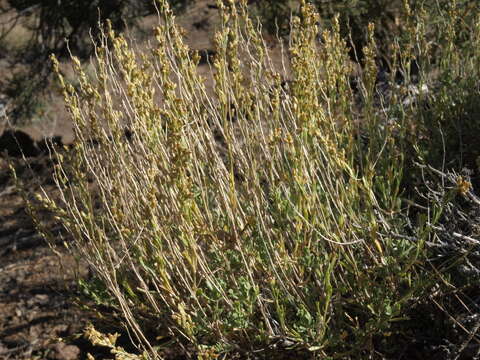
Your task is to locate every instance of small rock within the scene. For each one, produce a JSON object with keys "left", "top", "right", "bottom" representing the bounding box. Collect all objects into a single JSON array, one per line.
[
  {"left": 8, "top": 288, "right": 18, "bottom": 295},
  {"left": 51, "top": 342, "right": 80, "bottom": 360},
  {"left": 27, "top": 293, "right": 49, "bottom": 307},
  {"left": 52, "top": 324, "right": 69, "bottom": 335},
  {"left": 34, "top": 294, "right": 50, "bottom": 305}
]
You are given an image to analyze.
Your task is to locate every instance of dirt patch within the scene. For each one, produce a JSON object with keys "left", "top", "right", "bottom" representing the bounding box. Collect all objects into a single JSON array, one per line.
[{"left": 0, "top": 154, "right": 115, "bottom": 360}]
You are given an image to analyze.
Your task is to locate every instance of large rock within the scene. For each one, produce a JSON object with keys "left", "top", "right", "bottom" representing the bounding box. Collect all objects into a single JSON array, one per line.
[
  {"left": 0, "top": 130, "right": 40, "bottom": 157},
  {"left": 0, "top": 129, "right": 64, "bottom": 158}
]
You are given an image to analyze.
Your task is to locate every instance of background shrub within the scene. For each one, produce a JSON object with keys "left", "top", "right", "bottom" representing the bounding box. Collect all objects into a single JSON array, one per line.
[
  {"left": 4, "top": 0, "right": 192, "bottom": 57},
  {"left": 0, "top": 0, "right": 193, "bottom": 126}
]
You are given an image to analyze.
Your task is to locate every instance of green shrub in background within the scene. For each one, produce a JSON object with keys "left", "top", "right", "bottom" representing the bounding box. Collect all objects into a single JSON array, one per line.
[
  {"left": 1, "top": 0, "right": 193, "bottom": 126},
  {"left": 252, "top": 0, "right": 479, "bottom": 63},
  {"left": 252, "top": 0, "right": 402, "bottom": 53},
  {"left": 4, "top": 0, "right": 192, "bottom": 57},
  {"left": 19, "top": 0, "right": 480, "bottom": 358}
]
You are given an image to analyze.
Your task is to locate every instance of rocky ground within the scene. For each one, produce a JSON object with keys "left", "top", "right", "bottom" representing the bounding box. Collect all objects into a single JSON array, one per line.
[
  {"left": 0, "top": 153, "right": 98, "bottom": 360},
  {"left": 0, "top": 150, "right": 148, "bottom": 360}
]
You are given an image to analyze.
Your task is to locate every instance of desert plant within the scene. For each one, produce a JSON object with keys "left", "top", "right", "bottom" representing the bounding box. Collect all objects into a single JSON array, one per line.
[
  {"left": 21, "top": 0, "right": 480, "bottom": 358},
  {"left": 250, "top": 0, "right": 479, "bottom": 67}
]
